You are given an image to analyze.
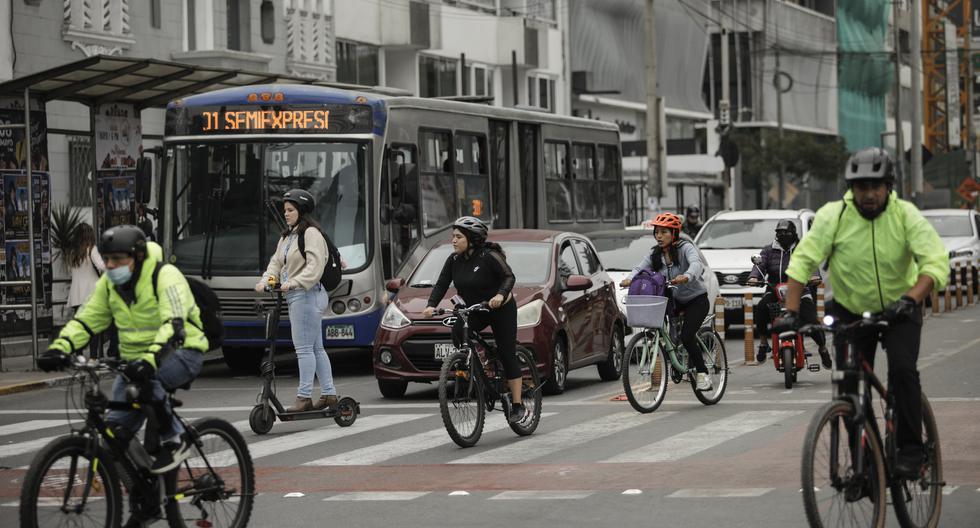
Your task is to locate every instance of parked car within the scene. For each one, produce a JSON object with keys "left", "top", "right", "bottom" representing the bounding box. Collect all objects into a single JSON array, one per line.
[
  {"left": 589, "top": 230, "right": 720, "bottom": 324},
  {"left": 921, "top": 209, "right": 980, "bottom": 293},
  {"left": 374, "top": 230, "right": 626, "bottom": 398},
  {"left": 694, "top": 209, "right": 815, "bottom": 331}
]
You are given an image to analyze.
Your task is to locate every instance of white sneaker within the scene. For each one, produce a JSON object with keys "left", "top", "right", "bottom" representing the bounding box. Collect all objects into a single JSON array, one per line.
[{"left": 696, "top": 373, "right": 713, "bottom": 391}]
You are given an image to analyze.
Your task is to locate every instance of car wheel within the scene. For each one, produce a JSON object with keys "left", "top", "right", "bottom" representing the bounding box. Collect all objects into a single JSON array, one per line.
[
  {"left": 543, "top": 337, "right": 568, "bottom": 395},
  {"left": 597, "top": 325, "right": 624, "bottom": 381},
  {"left": 221, "top": 347, "right": 261, "bottom": 375},
  {"left": 377, "top": 379, "right": 408, "bottom": 398}
]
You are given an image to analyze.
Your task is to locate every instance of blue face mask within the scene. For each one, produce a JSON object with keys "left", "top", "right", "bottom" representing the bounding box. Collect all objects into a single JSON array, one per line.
[{"left": 106, "top": 266, "right": 133, "bottom": 285}]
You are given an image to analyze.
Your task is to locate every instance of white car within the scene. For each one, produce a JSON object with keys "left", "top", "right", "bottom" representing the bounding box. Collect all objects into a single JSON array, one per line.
[
  {"left": 921, "top": 209, "right": 980, "bottom": 292},
  {"left": 693, "top": 209, "right": 815, "bottom": 330},
  {"left": 590, "top": 230, "right": 720, "bottom": 327}
]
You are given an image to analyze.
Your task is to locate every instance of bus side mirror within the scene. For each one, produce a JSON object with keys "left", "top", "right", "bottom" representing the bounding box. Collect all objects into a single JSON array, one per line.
[{"left": 385, "top": 277, "right": 405, "bottom": 293}]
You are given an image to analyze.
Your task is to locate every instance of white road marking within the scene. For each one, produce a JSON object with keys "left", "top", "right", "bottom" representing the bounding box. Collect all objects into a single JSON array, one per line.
[
  {"left": 920, "top": 336, "right": 980, "bottom": 370},
  {"left": 0, "top": 420, "right": 76, "bottom": 437},
  {"left": 489, "top": 490, "right": 594, "bottom": 500},
  {"left": 605, "top": 410, "right": 804, "bottom": 463},
  {"left": 448, "top": 491, "right": 470, "bottom": 496},
  {"left": 324, "top": 492, "right": 430, "bottom": 501},
  {"left": 622, "top": 489, "right": 643, "bottom": 495},
  {"left": 304, "top": 413, "right": 557, "bottom": 466},
  {"left": 942, "top": 486, "right": 959, "bottom": 496},
  {"left": 668, "top": 488, "right": 773, "bottom": 498},
  {"left": 450, "top": 412, "right": 676, "bottom": 465}
]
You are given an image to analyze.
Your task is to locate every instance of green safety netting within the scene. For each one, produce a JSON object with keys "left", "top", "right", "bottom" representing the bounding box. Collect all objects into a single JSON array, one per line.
[{"left": 837, "top": 0, "right": 892, "bottom": 151}]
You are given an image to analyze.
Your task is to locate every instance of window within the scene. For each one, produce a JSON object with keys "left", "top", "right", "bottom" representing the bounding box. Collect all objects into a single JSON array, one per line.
[
  {"left": 260, "top": 0, "right": 275, "bottom": 44},
  {"left": 489, "top": 120, "right": 510, "bottom": 228},
  {"left": 544, "top": 141, "right": 571, "bottom": 222},
  {"left": 419, "top": 130, "right": 456, "bottom": 233},
  {"left": 573, "top": 240, "right": 600, "bottom": 275},
  {"left": 151, "top": 0, "right": 162, "bottom": 29},
  {"left": 381, "top": 145, "right": 421, "bottom": 277},
  {"left": 455, "top": 133, "right": 490, "bottom": 221},
  {"left": 518, "top": 124, "right": 539, "bottom": 228},
  {"left": 336, "top": 40, "right": 379, "bottom": 86},
  {"left": 226, "top": 0, "right": 251, "bottom": 51},
  {"left": 528, "top": 75, "right": 556, "bottom": 112},
  {"left": 419, "top": 56, "right": 458, "bottom": 98},
  {"left": 571, "top": 143, "right": 598, "bottom": 221},
  {"left": 472, "top": 65, "right": 494, "bottom": 99},
  {"left": 597, "top": 145, "right": 622, "bottom": 220},
  {"left": 558, "top": 242, "right": 580, "bottom": 284}
]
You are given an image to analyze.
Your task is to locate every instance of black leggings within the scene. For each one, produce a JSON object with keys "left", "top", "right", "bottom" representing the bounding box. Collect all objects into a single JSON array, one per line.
[
  {"left": 676, "top": 293, "right": 710, "bottom": 373},
  {"left": 465, "top": 299, "right": 521, "bottom": 380}
]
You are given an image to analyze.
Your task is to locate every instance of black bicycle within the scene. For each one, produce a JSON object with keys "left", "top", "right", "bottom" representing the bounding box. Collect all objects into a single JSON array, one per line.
[
  {"left": 435, "top": 296, "right": 542, "bottom": 447},
  {"left": 20, "top": 356, "right": 255, "bottom": 528},
  {"left": 797, "top": 313, "right": 943, "bottom": 528}
]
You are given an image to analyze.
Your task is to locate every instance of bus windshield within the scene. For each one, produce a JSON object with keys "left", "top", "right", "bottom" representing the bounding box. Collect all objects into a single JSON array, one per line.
[{"left": 168, "top": 141, "right": 369, "bottom": 276}]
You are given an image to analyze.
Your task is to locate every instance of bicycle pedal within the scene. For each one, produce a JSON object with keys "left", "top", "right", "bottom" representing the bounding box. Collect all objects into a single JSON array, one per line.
[{"left": 808, "top": 364, "right": 821, "bottom": 372}]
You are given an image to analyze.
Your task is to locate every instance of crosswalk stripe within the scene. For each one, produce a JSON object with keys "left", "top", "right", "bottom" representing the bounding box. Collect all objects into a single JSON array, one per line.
[
  {"left": 0, "top": 420, "right": 77, "bottom": 437},
  {"left": 0, "top": 434, "right": 60, "bottom": 460},
  {"left": 450, "top": 411, "right": 676, "bottom": 465},
  {"left": 489, "top": 490, "right": 594, "bottom": 500},
  {"left": 668, "top": 488, "right": 773, "bottom": 498},
  {"left": 303, "top": 413, "right": 558, "bottom": 466},
  {"left": 604, "top": 410, "right": 804, "bottom": 463},
  {"left": 323, "top": 492, "right": 430, "bottom": 501}
]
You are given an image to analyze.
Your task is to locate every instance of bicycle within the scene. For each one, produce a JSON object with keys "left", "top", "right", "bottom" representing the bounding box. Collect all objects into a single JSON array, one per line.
[
  {"left": 797, "top": 313, "right": 943, "bottom": 528},
  {"left": 435, "top": 295, "right": 543, "bottom": 447},
  {"left": 621, "top": 291, "right": 729, "bottom": 413},
  {"left": 20, "top": 355, "right": 255, "bottom": 528}
]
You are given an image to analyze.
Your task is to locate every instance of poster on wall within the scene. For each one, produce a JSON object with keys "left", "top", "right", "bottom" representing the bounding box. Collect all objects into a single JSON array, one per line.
[
  {"left": 0, "top": 109, "right": 49, "bottom": 172},
  {"left": 96, "top": 171, "right": 135, "bottom": 229},
  {"left": 95, "top": 104, "right": 141, "bottom": 170}
]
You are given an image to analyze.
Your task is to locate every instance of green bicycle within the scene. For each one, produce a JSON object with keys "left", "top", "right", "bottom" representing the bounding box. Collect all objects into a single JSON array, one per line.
[{"left": 622, "top": 298, "right": 729, "bottom": 413}]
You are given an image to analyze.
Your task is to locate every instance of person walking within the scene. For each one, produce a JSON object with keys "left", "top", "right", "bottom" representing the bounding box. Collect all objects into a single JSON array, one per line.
[
  {"left": 256, "top": 189, "right": 337, "bottom": 412},
  {"left": 65, "top": 223, "right": 106, "bottom": 358}
]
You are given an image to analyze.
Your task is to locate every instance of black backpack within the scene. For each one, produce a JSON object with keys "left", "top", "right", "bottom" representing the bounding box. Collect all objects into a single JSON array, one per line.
[
  {"left": 297, "top": 226, "right": 343, "bottom": 292},
  {"left": 151, "top": 262, "right": 224, "bottom": 351}
]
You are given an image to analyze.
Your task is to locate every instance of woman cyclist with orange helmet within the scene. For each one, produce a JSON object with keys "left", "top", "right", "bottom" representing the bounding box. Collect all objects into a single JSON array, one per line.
[{"left": 620, "top": 213, "right": 713, "bottom": 390}]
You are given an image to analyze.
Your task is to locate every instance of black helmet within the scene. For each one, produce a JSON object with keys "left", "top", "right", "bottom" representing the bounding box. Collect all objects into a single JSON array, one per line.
[
  {"left": 452, "top": 216, "right": 488, "bottom": 240},
  {"left": 774, "top": 219, "right": 797, "bottom": 235},
  {"left": 686, "top": 205, "right": 700, "bottom": 216},
  {"left": 283, "top": 188, "right": 316, "bottom": 215},
  {"left": 99, "top": 225, "right": 147, "bottom": 256},
  {"left": 845, "top": 147, "right": 895, "bottom": 183}
]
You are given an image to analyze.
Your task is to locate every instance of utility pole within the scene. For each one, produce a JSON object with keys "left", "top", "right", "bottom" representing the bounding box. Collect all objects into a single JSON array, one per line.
[
  {"left": 645, "top": 0, "right": 663, "bottom": 203},
  {"left": 892, "top": 0, "right": 906, "bottom": 197},
  {"left": 775, "top": 45, "right": 786, "bottom": 207},
  {"left": 720, "top": 9, "right": 735, "bottom": 210},
  {"left": 910, "top": 0, "right": 924, "bottom": 202}
]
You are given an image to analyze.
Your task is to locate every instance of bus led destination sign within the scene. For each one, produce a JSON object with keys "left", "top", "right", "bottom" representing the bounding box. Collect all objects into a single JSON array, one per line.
[{"left": 165, "top": 103, "right": 373, "bottom": 136}]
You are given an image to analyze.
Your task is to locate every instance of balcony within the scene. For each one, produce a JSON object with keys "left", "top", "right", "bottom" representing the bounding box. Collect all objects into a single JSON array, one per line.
[{"left": 62, "top": 0, "right": 136, "bottom": 56}]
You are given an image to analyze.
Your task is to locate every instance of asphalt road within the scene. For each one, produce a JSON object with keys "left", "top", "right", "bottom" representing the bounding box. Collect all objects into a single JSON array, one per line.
[{"left": 2, "top": 304, "right": 979, "bottom": 527}]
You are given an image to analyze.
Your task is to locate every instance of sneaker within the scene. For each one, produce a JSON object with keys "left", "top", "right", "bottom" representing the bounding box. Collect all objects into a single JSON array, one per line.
[
  {"left": 286, "top": 396, "right": 313, "bottom": 413},
  {"left": 313, "top": 394, "right": 338, "bottom": 411},
  {"left": 819, "top": 346, "right": 833, "bottom": 369},
  {"left": 696, "top": 372, "right": 713, "bottom": 391},
  {"left": 508, "top": 403, "right": 528, "bottom": 424},
  {"left": 756, "top": 344, "right": 769, "bottom": 364},
  {"left": 893, "top": 450, "right": 924, "bottom": 480},
  {"left": 150, "top": 439, "right": 191, "bottom": 474}
]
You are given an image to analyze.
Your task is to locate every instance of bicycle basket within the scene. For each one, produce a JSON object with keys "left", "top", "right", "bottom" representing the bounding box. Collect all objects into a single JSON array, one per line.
[{"left": 625, "top": 295, "right": 669, "bottom": 328}]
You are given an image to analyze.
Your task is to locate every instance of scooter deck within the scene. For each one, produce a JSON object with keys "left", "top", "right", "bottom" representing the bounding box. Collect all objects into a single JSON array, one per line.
[{"left": 275, "top": 399, "right": 361, "bottom": 422}]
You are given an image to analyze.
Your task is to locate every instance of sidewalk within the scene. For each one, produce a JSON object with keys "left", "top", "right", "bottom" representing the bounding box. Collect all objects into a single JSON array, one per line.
[{"left": 0, "top": 353, "right": 80, "bottom": 396}]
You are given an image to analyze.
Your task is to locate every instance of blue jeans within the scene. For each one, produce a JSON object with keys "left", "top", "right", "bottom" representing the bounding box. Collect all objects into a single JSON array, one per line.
[
  {"left": 286, "top": 284, "right": 335, "bottom": 399},
  {"left": 106, "top": 348, "right": 203, "bottom": 443}
]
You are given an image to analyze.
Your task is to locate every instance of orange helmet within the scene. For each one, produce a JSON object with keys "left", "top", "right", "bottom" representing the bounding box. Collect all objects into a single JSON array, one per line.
[{"left": 650, "top": 213, "right": 683, "bottom": 231}]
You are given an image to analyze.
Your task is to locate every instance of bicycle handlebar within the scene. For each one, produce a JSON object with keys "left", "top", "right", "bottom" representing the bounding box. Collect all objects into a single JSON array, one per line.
[
  {"left": 780, "top": 312, "right": 889, "bottom": 340},
  {"left": 434, "top": 302, "right": 489, "bottom": 317}
]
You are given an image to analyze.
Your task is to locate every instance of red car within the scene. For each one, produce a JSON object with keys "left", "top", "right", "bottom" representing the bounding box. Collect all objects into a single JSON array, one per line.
[{"left": 374, "top": 229, "right": 626, "bottom": 398}]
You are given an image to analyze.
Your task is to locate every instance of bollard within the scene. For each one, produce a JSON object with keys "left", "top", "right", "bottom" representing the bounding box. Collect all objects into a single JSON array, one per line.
[
  {"left": 714, "top": 296, "right": 726, "bottom": 341},
  {"left": 968, "top": 261, "right": 975, "bottom": 306},
  {"left": 955, "top": 262, "right": 964, "bottom": 309},
  {"left": 944, "top": 272, "right": 953, "bottom": 312},
  {"left": 816, "top": 283, "right": 825, "bottom": 319},
  {"left": 931, "top": 290, "right": 939, "bottom": 317},
  {"left": 743, "top": 293, "right": 754, "bottom": 364}
]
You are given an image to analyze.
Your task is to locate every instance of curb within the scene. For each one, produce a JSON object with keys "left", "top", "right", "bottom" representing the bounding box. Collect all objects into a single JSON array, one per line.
[{"left": 0, "top": 372, "right": 112, "bottom": 396}]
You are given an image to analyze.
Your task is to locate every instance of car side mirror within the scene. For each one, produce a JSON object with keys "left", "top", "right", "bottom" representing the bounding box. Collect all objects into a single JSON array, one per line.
[
  {"left": 385, "top": 277, "right": 405, "bottom": 293},
  {"left": 750, "top": 254, "right": 762, "bottom": 265},
  {"left": 565, "top": 275, "right": 593, "bottom": 291}
]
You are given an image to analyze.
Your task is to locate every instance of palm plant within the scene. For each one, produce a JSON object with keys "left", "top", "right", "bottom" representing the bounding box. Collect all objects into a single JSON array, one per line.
[{"left": 50, "top": 203, "right": 86, "bottom": 272}]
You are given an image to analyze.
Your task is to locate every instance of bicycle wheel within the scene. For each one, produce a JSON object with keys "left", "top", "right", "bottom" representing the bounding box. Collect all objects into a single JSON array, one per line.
[
  {"left": 165, "top": 417, "right": 255, "bottom": 528},
  {"left": 890, "top": 393, "right": 943, "bottom": 528},
  {"left": 693, "top": 329, "right": 728, "bottom": 405},
  {"left": 783, "top": 347, "right": 795, "bottom": 389},
  {"left": 20, "top": 436, "right": 122, "bottom": 528},
  {"left": 802, "top": 400, "right": 887, "bottom": 528},
  {"left": 622, "top": 330, "right": 668, "bottom": 413},
  {"left": 438, "top": 351, "right": 486, "bottom": 447},
  {"left": 509, "top": 346, "right": 542, "bottom": 436}
]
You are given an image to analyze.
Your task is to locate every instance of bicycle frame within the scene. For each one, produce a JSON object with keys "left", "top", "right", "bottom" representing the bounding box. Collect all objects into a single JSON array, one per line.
[
  {"left": 637, "top": 313, "right": 716, "bottom": 376},
  {"left": 454, "top": 309, "right": 509, "bottom": 407}
]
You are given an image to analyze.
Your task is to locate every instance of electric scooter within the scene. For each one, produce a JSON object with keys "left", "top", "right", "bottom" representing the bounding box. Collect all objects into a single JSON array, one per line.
[{"left": 248, "top": 278, "right": 360, "bottom": 434}]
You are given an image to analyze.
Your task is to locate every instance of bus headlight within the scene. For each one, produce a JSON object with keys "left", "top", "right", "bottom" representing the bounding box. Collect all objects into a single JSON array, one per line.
[
  {"left": 331, "top": 300, "right": 347, "bottom": 315},
  {"left": 516, "top": 299, "right": 544, "bottom": 328},
  {"left": 380, "top": 304, "right": 411, "bottom": 330},
  {"left": 347, "top": 298, "right": 362, "bottom": 312}
]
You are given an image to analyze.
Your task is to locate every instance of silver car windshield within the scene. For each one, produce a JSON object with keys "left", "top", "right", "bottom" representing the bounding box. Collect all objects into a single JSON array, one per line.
[
  {"left": 924, "top": 216, "right": 973, "bottom": 237},
  {"left": 697, "top": 219, "right": 801, "bottom": 250}
]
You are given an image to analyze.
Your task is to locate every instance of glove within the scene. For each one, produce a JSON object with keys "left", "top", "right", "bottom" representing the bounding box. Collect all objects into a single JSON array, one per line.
[
  {"left": 771, "top": 311, "right": 801, "bottom": 335},
  {"left": 37, "top": 350, "right": 71, "bottom": 372},
  {"left": 123, "top": 359, "right": 156, "bottom": 383},
  {"left": 884, "top": 295, "right": 917, "bottom": 323}
]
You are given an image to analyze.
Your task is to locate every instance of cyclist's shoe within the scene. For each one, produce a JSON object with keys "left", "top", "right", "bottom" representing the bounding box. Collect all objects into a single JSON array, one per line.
[
  {"left": 893, "top": 450, "right": 924, "bottom": 480},
  {"left": 313, "top": 394, "right": 338, "bottom": 411},
  {"left": 150, "top": 437, "right": 191, "bottom": 474},
  {"left": 844, "top": 478, "right": 873, "bottom": 502},
  {"left": 818, "top": 346, "right": 832, "bottom": 369},
  {"left": 286, "top": 396, "right": 314, "bottom": 413},
  {"left": 756, "top": 344, "right": 770, "bottom": 364},
  {"left": 508, "top": 402, "right": 528, "bottom": 424},
  {"left": 695, "top": 372, "right": 713, "bottom": 391}
]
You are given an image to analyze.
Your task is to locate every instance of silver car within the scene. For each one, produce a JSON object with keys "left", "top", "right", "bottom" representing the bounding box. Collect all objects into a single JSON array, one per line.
[{"left": 921, "top": 209, "right": 980, "bottom": 293}]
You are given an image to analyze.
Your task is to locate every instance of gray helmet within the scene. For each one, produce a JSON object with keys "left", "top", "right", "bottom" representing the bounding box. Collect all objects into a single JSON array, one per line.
[
  {"left": 845, "top": 147, "right": 895, "bottom": 182},
  {"left": 452, "top": 216, "right": 488, "bottom": 240},
  {"left": 99, "top": 225, "right": 147, "bottom": 256},
  {"left": 283, "top": 188, "right": 316, "bottom": 215}
]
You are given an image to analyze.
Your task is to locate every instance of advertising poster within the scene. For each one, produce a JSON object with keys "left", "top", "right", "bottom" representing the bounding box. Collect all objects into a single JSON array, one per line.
[
  {"left": 95, "top": 104, "right": 141, "bottom": 169},
  {"left": 97, "top": 172, "right": 135, "bottom": 229},
  {"left": 0, "top": 109, "right": 49, "bottom": 171}
]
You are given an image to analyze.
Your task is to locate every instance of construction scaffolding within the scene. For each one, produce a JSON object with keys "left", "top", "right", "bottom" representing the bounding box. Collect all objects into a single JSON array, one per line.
[{"left": 922, "top": 0, "right": 970, "bottom": 153}]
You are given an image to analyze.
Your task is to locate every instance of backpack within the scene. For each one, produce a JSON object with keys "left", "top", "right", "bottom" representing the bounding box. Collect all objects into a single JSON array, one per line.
[
  {"left": 151, "top": 262, "right": 224, "bottom": 351},
  {"left": 297, "top": 226, "right": 343, "bottom": 292},
  {"left": 628, "top": 269, "right": 667, "bottom": 297}
]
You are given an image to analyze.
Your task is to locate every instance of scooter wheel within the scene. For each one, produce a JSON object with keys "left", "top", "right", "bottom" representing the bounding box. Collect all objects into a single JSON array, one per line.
[
  {"left": 249, "top": 404, "right": 275, "bottom": 435},
  {"left": 334, "top": 397, "right": 358, "bottom": 427}
]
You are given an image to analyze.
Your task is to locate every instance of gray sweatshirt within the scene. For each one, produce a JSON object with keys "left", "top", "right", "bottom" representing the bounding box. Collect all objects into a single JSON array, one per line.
[{"left": 626, "top": 241, "right": 707, "bottom": 303}]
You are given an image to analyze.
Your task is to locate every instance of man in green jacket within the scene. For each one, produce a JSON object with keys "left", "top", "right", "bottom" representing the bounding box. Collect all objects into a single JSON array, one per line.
[
  {"left": 775, "top": 147, "right": 948, "bottom": 480},
  {"left": 38, "top": 225, "right": 207, "bottom": 474}
]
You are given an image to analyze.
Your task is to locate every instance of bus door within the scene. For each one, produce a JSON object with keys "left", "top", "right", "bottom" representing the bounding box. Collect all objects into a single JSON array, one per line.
[
  {"left": 489, "top": 120, "right": 510, "bottom": 228},
  {"left": 381, "top": 144, "right": 421, "bottom": 278},
  {"left": 517, "top": 123, "right": 539, "bottom": 229}
]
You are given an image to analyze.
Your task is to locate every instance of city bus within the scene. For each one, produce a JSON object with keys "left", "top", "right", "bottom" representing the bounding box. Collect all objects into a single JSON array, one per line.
[{"left": 161, "top": 84, "right": 623, "bottom": 371}]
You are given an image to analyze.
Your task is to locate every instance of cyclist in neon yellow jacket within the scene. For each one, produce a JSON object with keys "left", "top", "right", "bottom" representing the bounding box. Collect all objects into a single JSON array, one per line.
[
  {"left": 38, "top": 225, "right": 207, "bottom": 474},
  {"left": 777, "top": 147, "right": 948, "bottom": 480}
]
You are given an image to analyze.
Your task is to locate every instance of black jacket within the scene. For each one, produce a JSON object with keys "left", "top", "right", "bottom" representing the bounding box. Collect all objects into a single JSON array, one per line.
[{"left": 427, "top": 247, "right": 515, "bottom": 307}]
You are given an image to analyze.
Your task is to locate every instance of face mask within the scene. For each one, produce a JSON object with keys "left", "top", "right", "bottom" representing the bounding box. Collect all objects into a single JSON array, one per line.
[
  {"left": 776, "top": 234, "right": 796, "bottom": 249},
  {"left": 106, "top": 265, "right": 133, "bottom": 285}
]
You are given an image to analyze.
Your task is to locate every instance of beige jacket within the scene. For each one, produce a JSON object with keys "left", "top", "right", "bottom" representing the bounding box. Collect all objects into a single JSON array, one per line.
[{"left": 261, "top": 227, "right": 329, "bottom": 291}]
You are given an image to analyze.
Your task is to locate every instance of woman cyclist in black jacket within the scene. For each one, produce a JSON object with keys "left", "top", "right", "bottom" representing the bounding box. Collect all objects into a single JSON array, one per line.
[{"left": 421, "top": 217, "right": 526, "bottom": 423}]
